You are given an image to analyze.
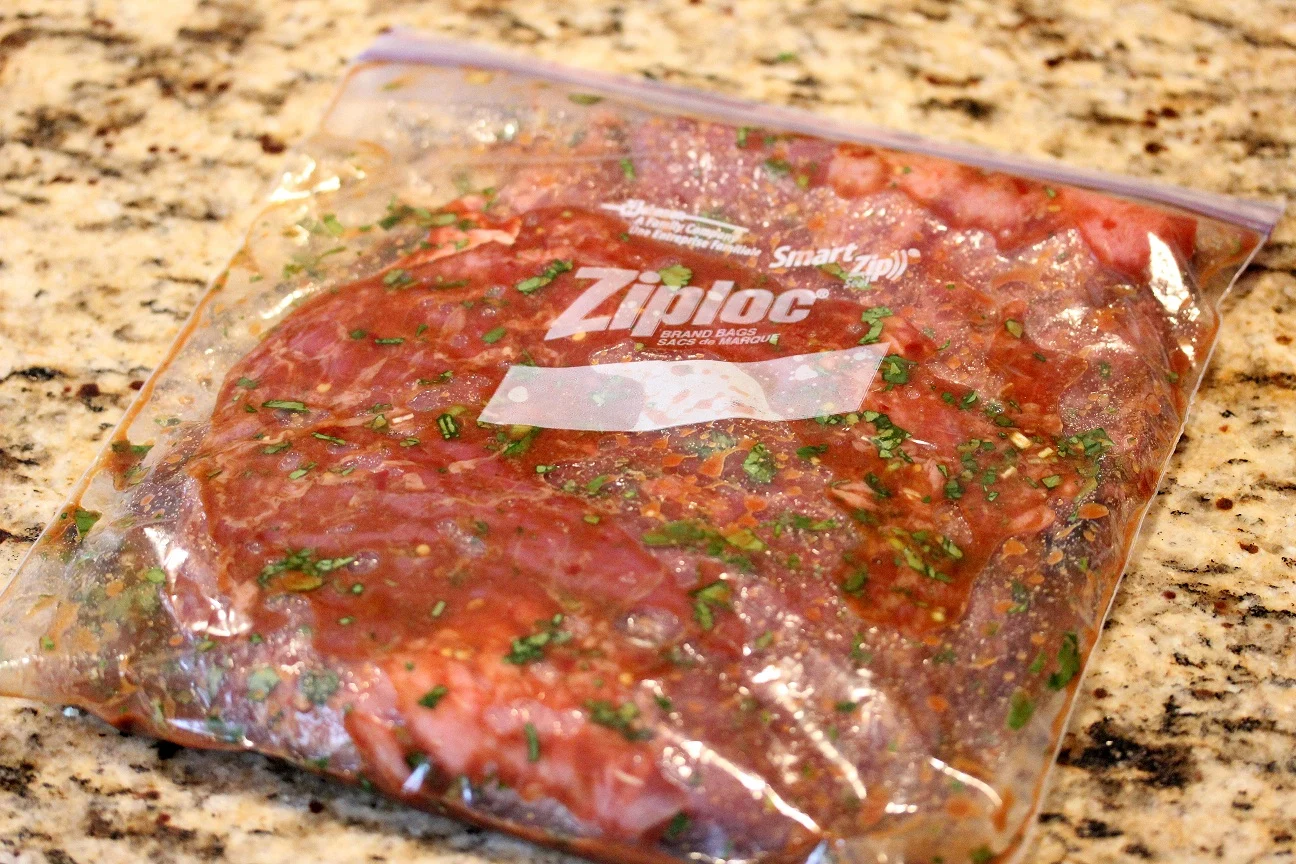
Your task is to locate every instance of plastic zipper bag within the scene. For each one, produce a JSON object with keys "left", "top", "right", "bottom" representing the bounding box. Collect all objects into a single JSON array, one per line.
[{"left": 0, "top": 33, "right": 1281, "bottom": 864}]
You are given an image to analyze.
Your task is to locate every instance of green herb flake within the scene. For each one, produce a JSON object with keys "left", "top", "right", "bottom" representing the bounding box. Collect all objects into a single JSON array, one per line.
[
  {"left": 619, "top": 157, "right": 637, "bottom": 180},
  {"left": 1047, "top": 631, "right": 1081, "bottom": 690},
  {"left": 764, "top": 157, "right": 792, "bottom": 177},
  {"left": 482, "top": 326, "right": 507, "bottom": 344},
  {"left": 859, "top": 306, "right": 893, "bottom": 344},
  {"left": 586, "top": 474, "right": 610, "bottom": 494},
  {"left": 796, "top": 444, "right": 828, "bottom": 459},
  {"left": 970, "top": 846, "right": 995, "bottom": 864},
  {"left": 312, "top": 432, "right": 346, "bottom": 445},
  {"left": 262, "top": 440, "right": 292, "bottom": 455},
  {"left": 263, "top": 399, "right": 309, "bottom": 413},
  {"left": 742, "top": 443, "right": 777, "bottom": 483},
  {"left": 880, "top": 355, "right": 914, "bottom": 385},
  {"left": 524, "top": 721, "right": 541, "bottom": 762},
  {"left": 73, "top": 508, "right": 101, "bottom": 537},
  {"left": 382, "top": 269, "right": 413, "bottom": 288},
  {"left": 586, "top": 699, "right": 652, "bottom": 741},
  {"left": 1007, "top": 689, "right": 1035, "bottom": 730},
  {"left": 568, "top": 93, "right": 603, "bottom": 105},
  {"left": 418, "top": 685, "right": 449, "bottom": 709},
  {"left": 144, "top": 567, "right": 167, "bottom": 584},
  {"left": 664, "top": 812, "right": 691, "bottom": 841},
  {"left": 1041, "top": 474, "right": 1062, "bottom": 489},
  {"left": 516, "top": 259, "right": 574, "bottom": 295},
  {"left": 299, "top": 669, "right": 340, "bottom": 706},
  {"left": 1005, "top": 319, "right": 1024, "bottom": 338},
  {"left": 437, "top": 414, "right": 460, "bottom": 440},
  {"left": 288, "top": 462, "right": 316, "bottom": 480},
  {"left": 843, "top": 568, "right": 868, "bottom": 595},
  {"left": 504, "top": 615, "right": 571, "bottom": 665},
  {"left": 374, "top": 336, "right": 405, "bottom": 346},
  {"left": 835, "top": 700, "right": 858, "bottom": 713},
  {"left": 658, "top": 264, "right": 692, "bottom": 287},
  {"left": 247, "top": 667, "right": 280, "bottom": 702},
  {"left": 691, "top": 579, "right": 732, "bottom": 631},
  {"left": 236, "top": 377, "right": 260, "bottom": 389}
]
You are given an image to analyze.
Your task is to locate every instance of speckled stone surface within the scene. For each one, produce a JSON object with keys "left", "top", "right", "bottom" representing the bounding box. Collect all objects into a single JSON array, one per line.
[{"left": 0, "top": 1, "right": 1293, "bottom": 862}]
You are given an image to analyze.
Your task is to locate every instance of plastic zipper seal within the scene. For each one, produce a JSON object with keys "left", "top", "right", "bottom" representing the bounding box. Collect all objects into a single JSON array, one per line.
[{"left": 358, "top": 31, "right": 1283, "bottom": 237}]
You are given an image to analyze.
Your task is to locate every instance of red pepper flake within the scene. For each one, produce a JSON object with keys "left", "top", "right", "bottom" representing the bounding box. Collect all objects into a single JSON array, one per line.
[{"left": 1076, "top": 503, "right": 1109, "bottom": 520}]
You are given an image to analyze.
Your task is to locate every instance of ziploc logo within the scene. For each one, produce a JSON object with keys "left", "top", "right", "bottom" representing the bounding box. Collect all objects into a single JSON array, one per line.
[
  {"left": 773, "top": 244, "right": 920, "bottom": 287},
  {"left": 544, "top": 268, "right": 823, "bottom": 341}
]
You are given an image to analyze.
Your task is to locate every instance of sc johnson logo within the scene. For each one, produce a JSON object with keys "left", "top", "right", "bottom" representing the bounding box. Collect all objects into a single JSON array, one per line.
[{"left": 544, "top": 267, "right": 822, "bottom": 341}]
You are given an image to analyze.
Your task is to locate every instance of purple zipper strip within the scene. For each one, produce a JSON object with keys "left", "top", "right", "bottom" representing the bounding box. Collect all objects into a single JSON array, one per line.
[{"left": 358, "top": 32, "right": 1283, "bottom": 235}]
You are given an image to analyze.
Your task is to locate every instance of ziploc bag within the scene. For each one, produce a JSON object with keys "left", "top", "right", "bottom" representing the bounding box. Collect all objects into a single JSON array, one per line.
[{"left": 0, "top": 34, "right": 1281, "bottom": 864}]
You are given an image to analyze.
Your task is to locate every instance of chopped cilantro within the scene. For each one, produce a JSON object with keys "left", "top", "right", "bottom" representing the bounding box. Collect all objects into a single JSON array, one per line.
[
  {"left": 1047, "top": 631, "right": 1081, "bottom": 690},
  {"left": 73, "top": 508, "right": 100, "bottom": 537},
  {"left": 690, "top": 579, "right": 731, "bottom": 631},
  {"left": 436, "top": 414, "right": 460, "bottom": 440},
  {"left": 418, "top": 685, "right": 449, "bottom": 709},
  {"left": 619, "top": 157, "right": 636, "bottom": 180},
  {"left": 524, "top": 721, "right": 541, "bottom": 762},
  {"left": 586, "top": 699, "right": 653, "bottom": 741},
  {"left": 516, "top": 259, "right": 574, "bottom": 295},
  {"left": 859, "top": 306, "right": 893, "bottom": 344},
  {"left": 262, "top": 399, "right": 309, "bottom": 413},
  {"left": 299, "top": 669, "right": 340, "bottom": 706},
  {"left": 1004, "top": 319, "right": 1024, "bottom": 338},
  {"left": 742, "top": 443, "right": 777, "bottom": 483},
  {"left": 796, "top": 444, "right": 828, "bottom": 459},
  {"left": 288, "top": 462, "right": 316, "bottom": 480},
  {"left": 247, "top": 668, "right": 280, "bottom": 702},
  {"left": 312, "top": 432, "right": 346, "bottom": 445},
  {"left": 236, "top": 377, "right": 260, "bottom": 389},
  {"left": 504, "top": 615, "right": 571, "bottom": 664},
  {"left": 1007, "top": 690, "right": 1034, "bottom": 730},
  {"left": 382, "top": 269, "right": 413, "bottom": 288},
  {"left": 880, "top": 355, "right": 914, "bottom": 385},
  {"left": 842, "top": 568, "right": 868, "bottom": 595},
  {"left": 568, "top": 93, "right": 603, "bottom": 105},
  {"left": 658, "top": 264, "right": 692, "bottom": 287},
  {"left": 764, "top": 157, "right": 792, "bottom": 176},
  {"left": 482, "top": 326, "right": 507, "bottom": 344}
]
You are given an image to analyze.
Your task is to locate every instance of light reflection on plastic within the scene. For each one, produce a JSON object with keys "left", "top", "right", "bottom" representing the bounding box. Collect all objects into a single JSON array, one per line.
[
  {"left": 261, "top": 286, "right": 316, "bottom": 321},
  {"left": 751, "top": 656, "right": 870, "bottom": 803},
  {"left": 927, "top": 756, "right": 1003, "bottom": 808},
  {"left": 1147, "top": 233, "right": 1191, "bottom": 317},
  {"left": 481, "top": 346, "right": 886, "bottom": 432},
  {"left": 671, "top": 735, "right": 820, "bottom": 832},
  {"left": 402, "top": 760, "right": 432, "bottom": 793}
]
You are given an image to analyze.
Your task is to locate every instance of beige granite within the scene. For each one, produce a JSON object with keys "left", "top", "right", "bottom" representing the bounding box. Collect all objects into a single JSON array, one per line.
[{"left": 0, "top": 1, "right": 1294, "bottom": 862}]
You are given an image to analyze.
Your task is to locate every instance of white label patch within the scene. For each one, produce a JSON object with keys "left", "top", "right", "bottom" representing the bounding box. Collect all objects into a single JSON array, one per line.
[{"left": 479, "top": 346, "right": 886, "bottom": 432}]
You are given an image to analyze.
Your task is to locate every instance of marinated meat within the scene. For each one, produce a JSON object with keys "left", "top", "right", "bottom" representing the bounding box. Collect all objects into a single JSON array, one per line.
[{"left": 5, "top": 70, "right": 1267, "bottom": 864}]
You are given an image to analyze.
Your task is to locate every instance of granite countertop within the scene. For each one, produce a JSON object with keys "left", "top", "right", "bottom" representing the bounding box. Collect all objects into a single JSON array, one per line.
[{"left": 0, "top": 1, "right": 1293, "bottom": 862}]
